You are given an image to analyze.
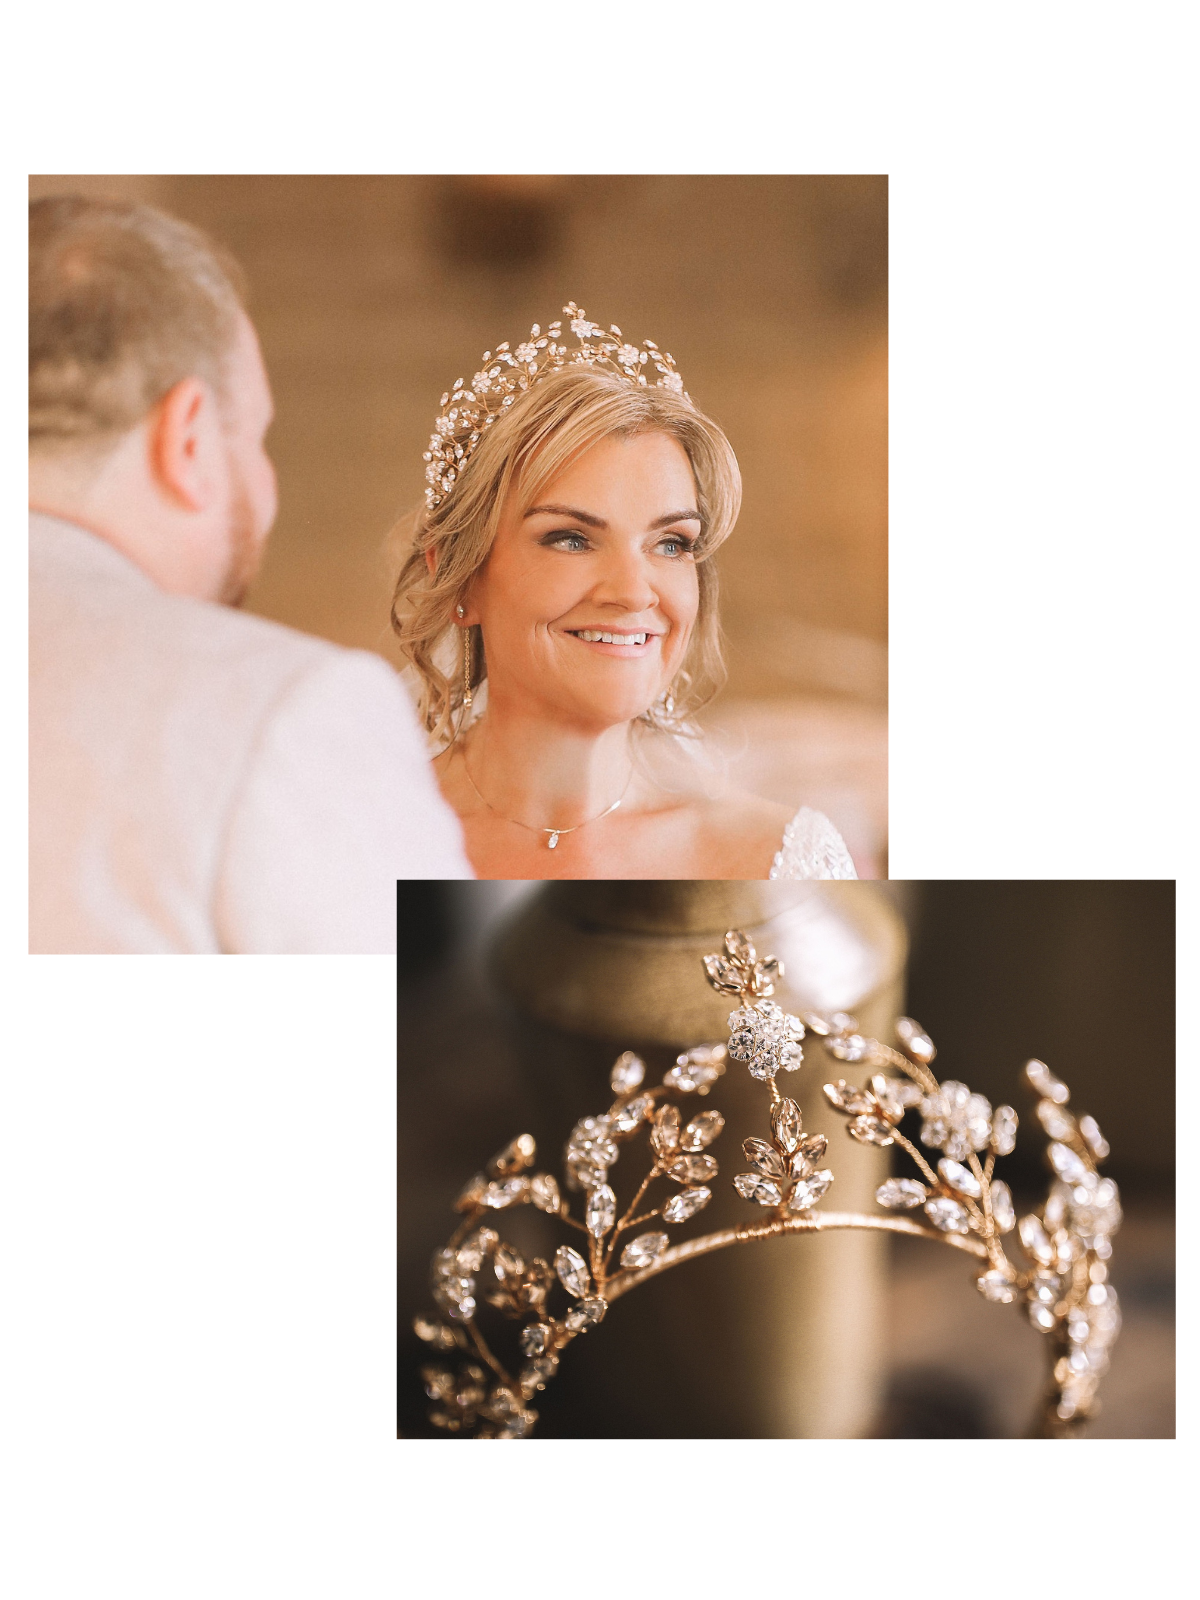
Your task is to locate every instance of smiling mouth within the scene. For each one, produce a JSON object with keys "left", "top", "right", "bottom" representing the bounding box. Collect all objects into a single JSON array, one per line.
[{"left": 568, "top": 629, "right": 657, "bottom": 646}]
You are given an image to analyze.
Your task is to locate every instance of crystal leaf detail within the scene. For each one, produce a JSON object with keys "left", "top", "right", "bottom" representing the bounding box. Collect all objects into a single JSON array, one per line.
[
  {"left": 724, "top": 930, "right": 756, "bottom": 965},
  {"left": 456, "top": 1228, "right": 498, "bottom": 1271},
  {"left": 663, "top": 1046, "right": 726, "bottom": 1094},
  {"left": 611, "top": 1094, "right": 654, "bottom": 1134},
  {"left": 848, "top": 1116, "right": 895, "bottom": 1147},
  {"left": 519, "top": 1323, "right": 551, "bottom": 1356},
  {"left": 1025, "top": 1059, "right": 1070, "bottom": 1104},
  {"left": 753, "top": 956, "right": 782, "bottom": 992},
  {"left": 977, "top": 1270, "right": 1017, "bottom": 1304},
  {"left": 1019, "top": 1214, "right": 1054, "bottom": 1265},
  {"left": 609, "top": 1051, "right": 646, "bottom": 1094},
  {"left": 482, "top": 1177, "right": 530, "bottom": 1208},
  {"left": 875, "top": 1177, "right": 927, "bottom": 1209},
  {"left": 870, "top": 1073, "right": 923, "bottom": 1120},
  {"left": 530, "top": 1173, "right": 561, "bottom": 1214},
  {"left": 823, "top": 1080, "right": 875, "bottom": 1115},
  {"left": 493, "top": 1242, "right": 525, "bottom": 1282},
  {"left": 620, "top": 1231, "right": 669, "bottom": 1270},
  {"left": 734, "top": 1173, "right": 783, "bottom": 1207},
  {"left": 771, "top": 1097, "right": 802, "bottom": 1153},
  {"left": 1037, "top": 1100, "right": 1077, "bottom": 1141},
  {"left": 742, "top": 1137, "right": 785, "bottom": 1178},
  {"left": 669, "top": 1153, "right": 718, "bottom": 1184},
  {"left": 663, "top": 1186, "right": 711, "bottom": 1222},
  {"left": 797, "top": 1132, "right": 828, "bottom": 1163},
  {"left": 991, "top": 1104, "right": 1018, "bottom": 1156},
  {"left": 564, "top": 1298, "right": 607, "bottom": 1333},
  {"left": 488, "top": 1133, "right": 536, "bottom": 1176},
  {"left": 652, "top": 1104, "right": 681, "bottom": 1156},
  {"left": 924, "top": 1197, "right": 970, "bottom": 1234},
  {"left": 1078, "top": 1114, "right": 1110, "bottom": 1160},
  {"left": 937, "top": 1158, "right": 982, "bottom": 1199},
  {"left": 682, "top": 1110, "right": 725, "bottom": 1150},
  {"left": 989, "top": 1179, "right": 1016, "bottom": 1233},
  {"left": 895, "top": 1016, "right": 936, "bottom": 1063},
  {"left": 703, "top": 953, "right": 745, "bottom": 995},
  {"left": 827, "top": 1033, "right": 872, "bottom": 1063},
  {"left": 788, "top": 1170, "right": 833, "bottom": 1211},
  {"left": 413, "top": 1315, "right": 459, "bottom": 1349},
  {"left": 1048, "top": 1142, "right": 1089, "bottom": 1183},
  {"left": 586, "top": 1184, "right": 616, "bottom": 1238},
  {"left": 554, "top": 1245, "right": 590, "bottom": 1298}
]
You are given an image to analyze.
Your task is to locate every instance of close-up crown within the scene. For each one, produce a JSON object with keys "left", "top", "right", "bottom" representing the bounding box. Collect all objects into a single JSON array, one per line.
[
  {"left": 413, "top": 929, "right": 1121, "bottom": 1439},
  {"left": 422, "top": 303, "right": 689, "bottom": 509}
]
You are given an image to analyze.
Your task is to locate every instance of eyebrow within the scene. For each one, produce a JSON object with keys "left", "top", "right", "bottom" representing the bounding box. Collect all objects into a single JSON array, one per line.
[{"left": 524, "top": 503, "right": 703, "bottom": 530}]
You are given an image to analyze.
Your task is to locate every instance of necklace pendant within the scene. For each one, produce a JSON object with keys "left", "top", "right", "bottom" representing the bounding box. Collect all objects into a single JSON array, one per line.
[{"left": 547, "top": 832, "right": 559, "bottom": 850}]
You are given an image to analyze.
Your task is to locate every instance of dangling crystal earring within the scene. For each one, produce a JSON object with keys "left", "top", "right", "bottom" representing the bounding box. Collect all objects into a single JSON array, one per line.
[{"left": 457, "top": 605, "right": 472, "bottom": 712}]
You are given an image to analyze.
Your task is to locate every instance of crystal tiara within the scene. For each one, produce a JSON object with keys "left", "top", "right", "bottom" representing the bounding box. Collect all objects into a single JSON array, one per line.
[
  {"left": 422, "top": 303, "right": 689, "bottom": 510},
  {"left": 413, "top": 930, "right": 1121, "bottom": 1439}
]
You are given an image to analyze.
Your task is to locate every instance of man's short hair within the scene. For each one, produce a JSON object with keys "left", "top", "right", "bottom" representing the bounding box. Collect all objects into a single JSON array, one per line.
[{"left": 29, "top": 195, "right": 249, "bottom": 449}]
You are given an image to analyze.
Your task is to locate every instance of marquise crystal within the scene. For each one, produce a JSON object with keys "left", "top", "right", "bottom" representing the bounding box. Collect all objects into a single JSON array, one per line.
[
  {"left": 734, "top": 1172, "right": 783, "bottom": 1206},
  {"left": 555, "top": 1246, "right": 590, "bottom": 1298},
  {"left": 682, "top": 1111, "right": 724, "bottom": 1150},
  {"left": 771, "top": 1097, "right": 803, "bottom": 1153},
  {"left": 663, "top": 1186, "right": 711, "bottom": 1222},
  {"left": 924, "top": 1196, "right": 971, "bottom": 1234},
  {"left": 876, "top": 1177, "right": 927, "bottom": 1210},
  {"left": 788, "top": 1171, "right": 834, "bottom": 1211},
  {"left": 620, "top": 1231, "right": 669, "bottom": 1270},
  {"left": 610, "top": 1051, "right": 646, "bottom": 1094}
]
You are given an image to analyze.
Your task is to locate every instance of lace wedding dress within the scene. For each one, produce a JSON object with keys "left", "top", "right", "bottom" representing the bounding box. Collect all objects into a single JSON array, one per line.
[{"left": 768, "top": 806, "right": 857, "bottom": 879}]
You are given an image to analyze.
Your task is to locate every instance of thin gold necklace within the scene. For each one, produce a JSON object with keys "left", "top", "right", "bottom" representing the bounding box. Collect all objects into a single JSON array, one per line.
[{"left": 461, "top": 751, "right": 633, "bottom": 850}]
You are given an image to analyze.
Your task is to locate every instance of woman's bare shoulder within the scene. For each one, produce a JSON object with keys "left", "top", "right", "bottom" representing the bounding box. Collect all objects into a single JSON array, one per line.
[{"left": 686, "top": 790, "right": 795, "bottom": 877}]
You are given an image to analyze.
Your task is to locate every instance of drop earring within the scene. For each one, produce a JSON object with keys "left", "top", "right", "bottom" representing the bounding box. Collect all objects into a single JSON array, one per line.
[{"left": 457, "top": 605, "right": 472, "bottom": 711}]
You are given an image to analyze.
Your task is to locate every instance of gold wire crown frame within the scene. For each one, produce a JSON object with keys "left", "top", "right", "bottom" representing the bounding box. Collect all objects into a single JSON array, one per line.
[
  {"left": 422, "top": 303, "right": 689, "bottom": 510},
  {"left": 414, "top": 931, "right": 1121, "bottom": 1438}
]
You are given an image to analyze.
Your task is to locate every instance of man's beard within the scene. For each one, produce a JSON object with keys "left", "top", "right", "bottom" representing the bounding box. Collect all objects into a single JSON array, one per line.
[{"left": 217, "top": 472, "right": 266, "bottom": 608}]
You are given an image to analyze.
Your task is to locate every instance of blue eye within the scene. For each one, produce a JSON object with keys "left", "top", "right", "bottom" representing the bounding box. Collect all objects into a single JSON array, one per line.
[{"left": 547, "top": 531, "right": 589, "bottom": 551}]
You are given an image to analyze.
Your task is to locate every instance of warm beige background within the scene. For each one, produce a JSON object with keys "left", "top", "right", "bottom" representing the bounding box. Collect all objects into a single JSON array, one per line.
[{"left": 30, "top": 175, "right": 888, "bottom": 871}]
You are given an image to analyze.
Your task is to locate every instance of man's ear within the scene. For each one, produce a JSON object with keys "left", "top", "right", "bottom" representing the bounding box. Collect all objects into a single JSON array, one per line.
[{"left": 148, "top": 376, "right": 224, "bottom": 511}]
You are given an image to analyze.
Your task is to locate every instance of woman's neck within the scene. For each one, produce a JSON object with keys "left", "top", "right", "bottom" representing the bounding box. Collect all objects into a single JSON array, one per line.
[{"left": 457, "top": 701, "right": 638, "bottom": 832}]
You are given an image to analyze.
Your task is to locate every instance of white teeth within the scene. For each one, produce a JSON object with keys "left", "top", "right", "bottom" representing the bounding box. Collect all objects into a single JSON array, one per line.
[{"left": 574, "top": 630, "right": 649, "bottom": 646}]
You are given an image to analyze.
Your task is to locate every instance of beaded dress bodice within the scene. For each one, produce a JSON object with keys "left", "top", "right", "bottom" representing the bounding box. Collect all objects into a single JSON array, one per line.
[{"left": 768, "top": 806, "right": 857, "bottom": 880}]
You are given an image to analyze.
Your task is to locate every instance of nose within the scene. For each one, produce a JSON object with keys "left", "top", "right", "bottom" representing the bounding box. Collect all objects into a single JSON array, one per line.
[{"left": 589, "top": 541, "right": 656, "bottom": 614}]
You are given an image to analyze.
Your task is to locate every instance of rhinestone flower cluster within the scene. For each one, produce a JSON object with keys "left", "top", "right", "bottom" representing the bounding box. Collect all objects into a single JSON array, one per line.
[{"left": 422, "top": 303, "right": 689, "bottom": 509}]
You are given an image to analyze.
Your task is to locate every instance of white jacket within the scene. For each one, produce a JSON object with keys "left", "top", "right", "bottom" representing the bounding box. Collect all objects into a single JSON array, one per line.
[{"left": 29, "top": 514, "right": 470, "bottom": 952}]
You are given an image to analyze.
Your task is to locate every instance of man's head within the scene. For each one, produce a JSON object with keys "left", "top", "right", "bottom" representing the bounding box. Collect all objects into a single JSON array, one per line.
[{"left": 29, "top": 196, "right": 277, "bottom": 604}]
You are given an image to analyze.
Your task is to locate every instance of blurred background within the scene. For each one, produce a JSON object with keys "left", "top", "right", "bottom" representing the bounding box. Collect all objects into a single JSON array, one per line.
[
  {"left": 29, "top": 175, "right": 888, "bottom": 875},
  {"left": 397, "top": 879, "right": 1174, "bottom": 1438}
]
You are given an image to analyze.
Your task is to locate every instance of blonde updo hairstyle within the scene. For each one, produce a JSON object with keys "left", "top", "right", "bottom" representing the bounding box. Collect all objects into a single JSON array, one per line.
[{"left": 391, "top": 363, "right": 742, "bottom": 747}]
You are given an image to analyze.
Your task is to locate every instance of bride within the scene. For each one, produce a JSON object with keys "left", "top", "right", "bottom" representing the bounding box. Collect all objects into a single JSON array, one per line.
[{"left": 390, "top": 305, "right": 857, "bottom": 880}]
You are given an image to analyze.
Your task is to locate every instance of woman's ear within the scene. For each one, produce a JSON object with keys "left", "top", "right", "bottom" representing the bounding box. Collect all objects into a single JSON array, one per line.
[{"left": 424, "top": 547, "right": 436, "bottom": 577}]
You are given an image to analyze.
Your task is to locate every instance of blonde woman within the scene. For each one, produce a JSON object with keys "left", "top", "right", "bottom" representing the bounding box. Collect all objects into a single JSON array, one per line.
[{"left": 391, "top": 306, "right": 856, "bottom": 880}]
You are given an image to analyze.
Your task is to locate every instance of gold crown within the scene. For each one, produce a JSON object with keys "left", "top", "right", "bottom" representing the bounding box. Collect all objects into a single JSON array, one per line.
[
  {"left": 414, "top": 930, "right": 1121, "bottom": 1438},
  {"left": 422, "top": 303, "right": 689, "bottom": 510}
]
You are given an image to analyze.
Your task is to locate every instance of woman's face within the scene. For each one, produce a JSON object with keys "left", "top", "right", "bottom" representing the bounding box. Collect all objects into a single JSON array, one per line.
[{"left": 466, "top": 430, "right": 702, "bottom": 730}]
